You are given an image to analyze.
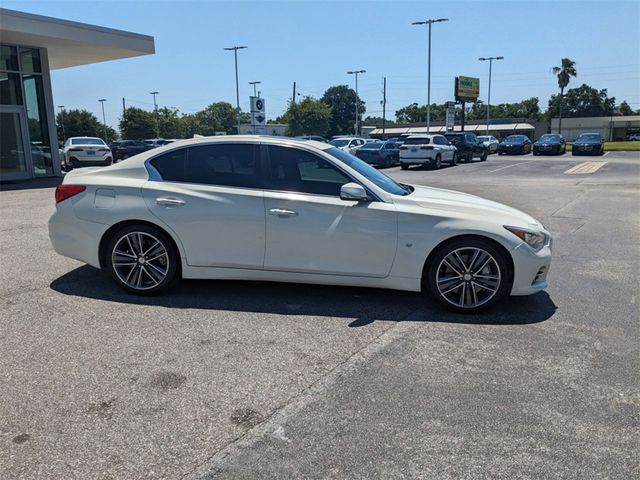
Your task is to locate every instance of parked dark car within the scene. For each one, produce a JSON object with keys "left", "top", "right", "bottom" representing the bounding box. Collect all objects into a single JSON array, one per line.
[
  {"left": 111, "top": 140, "right": 150, "bottom": 161},
  {"left": 533, "top": 134, "right": 566, "bottom": 155},
  {"left": 443, "top": 132, "right": 488, "bottom": 162},
  {"left": 293, "top": 135, "right": 329, "bottom": 142},
  {"left": 498, "top": 135, "right": 532, "bottom": 155},
  {"left": 572, "top": 133, "right": 605, "bottom": 156},
  {"left": 355, "top": 140, "right": 400, "bottom": 167}
]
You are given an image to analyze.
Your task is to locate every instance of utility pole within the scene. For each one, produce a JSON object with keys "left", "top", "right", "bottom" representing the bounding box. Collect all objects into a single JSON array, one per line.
[
  {"left": 382, "top": 77, "right": 387, "bottom": 137},
  {"left": 57, "top": 105, "right": 66, "bottom": 142},
  {"left": 224, "top": 45, "right": 248, "bottom": 134},
  {"left": 412, "top": 18, "right": 448, "bottom": 133},
  {"left": 479, "top": 56, "right": 504, "bottom": 133},
  {"left": 98, "top": 99, "right": 107, "bottom": 141},
  {"left": 347, "top": 69, "right": 366, "bottom": 135},
  {"left": 149, "top": 91, "right": 159, "bottom": 138},
  {"left": 292, "top": 81, "right": 296, "bottom": 104}
]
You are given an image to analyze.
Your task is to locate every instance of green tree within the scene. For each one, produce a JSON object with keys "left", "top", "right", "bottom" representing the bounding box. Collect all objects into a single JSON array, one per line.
[
  {"left": 547, "top": 84, "right": 615, "bottom": 119},
  {"left": 156, "top": 107, "right": 182, "bottom": 138},
  {"left": 321, "top": 85, "right": 365, "bottom": 136},
  {"left": 56, "top": 109, "right": 116, "bottom": 143},
  {"left": 119, "top": 107, "right": 155, "bottom": 139},
  {"left": 395, "top": 103, "right": 457, "bottom": 123},
  {"left": 618, "top": 101, "right": 633, "bottom": 116},
  {"left": 362, "top": 116, "right": 396, "bottom": 127},
  {"left": 551, "top": 58, "right": 577, "bottom": 133},
  {"left": 283, "top": 98, "right": 331, "bottom": 136}
]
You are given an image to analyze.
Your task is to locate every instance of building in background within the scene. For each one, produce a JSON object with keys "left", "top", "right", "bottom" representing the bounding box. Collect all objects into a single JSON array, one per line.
[
  {"left": 0, "top": 8, "right": 154, "bottom": 181},
  {"left": 550, "top": 116, "right": 640, "bottom": 142}
]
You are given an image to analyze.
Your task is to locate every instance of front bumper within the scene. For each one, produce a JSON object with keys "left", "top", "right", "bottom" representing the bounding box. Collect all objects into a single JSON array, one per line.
[
  {"left": 533, "top": 144, "right": 562, "bottom": 154},
  {"left": 509, "top": 239, "right": 552, "bottom": 296},
  {"left": 572, "top": 145, "right": 602, "bottom": 155},
  {"left": 499, "top": 146, "right": 526, "bottom": 154}
]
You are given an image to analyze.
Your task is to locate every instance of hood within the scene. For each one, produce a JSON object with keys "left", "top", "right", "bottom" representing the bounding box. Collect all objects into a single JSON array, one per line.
[{"left": 405, "top": 184, "right": 539, "bottom": 227}]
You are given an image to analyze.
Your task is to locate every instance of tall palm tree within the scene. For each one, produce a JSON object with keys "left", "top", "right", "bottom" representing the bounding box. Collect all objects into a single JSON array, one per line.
[{"left": 551, "top": 58, "right": 577, "bottom": 134}]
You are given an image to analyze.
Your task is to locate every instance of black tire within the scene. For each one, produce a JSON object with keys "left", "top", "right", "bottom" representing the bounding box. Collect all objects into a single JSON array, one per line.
[
  {"left": 401, "top": 163, "right": 409, "bottom": 170},
  {"left": 467, "top": 152, "right": 474, "bottom": 163},
  {"left": 123, "top": 154, "right": 130, "bottom": 160},
  {"left": 425, "top": 237, "right": 511, "bottom": 314},
  {"left": 385, "top": 156, "right": 393, "bottom": 168},
  {"left": 452, "top": 152, "right": 458, "bottom": 165},
  {"left": 106, "top": 224, "right": 179, "bottom": 295},
  {"left": 432, "top": 154, "right": 441, "bottom": 170},
  {"left": 480, "top": 151, "right": 488, "bottom": 162}
]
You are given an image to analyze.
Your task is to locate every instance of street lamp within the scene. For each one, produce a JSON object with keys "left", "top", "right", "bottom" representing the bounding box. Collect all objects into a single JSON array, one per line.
[
  {"left": 98, "top": 99, "right": 107, "bottom": 141},
  {"left": 248, "top": 81, "right": 261, "bottom": 98},
  {"left": 347, "top": 69, "right": 365, "bottom": 135},
  {"left": 224, "top": 46, "right": 248, "bottom": 134},
  {"left": 478, "top": 56, "right": 504, "bottom": 133},
  {"left": 149, "top": 91, "right": 159, "bottom": 138},
  {"left": 412, "top": 18, "right": 448, "bottom": 132},
  {"left": 58, "top": 105, "right": 66, "bottom": 142}
]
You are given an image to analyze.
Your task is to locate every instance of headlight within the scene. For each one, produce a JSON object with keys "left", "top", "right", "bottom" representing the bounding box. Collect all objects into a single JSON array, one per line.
[{"left": 504, "top": 226, "right": 546, "bottom": 251}]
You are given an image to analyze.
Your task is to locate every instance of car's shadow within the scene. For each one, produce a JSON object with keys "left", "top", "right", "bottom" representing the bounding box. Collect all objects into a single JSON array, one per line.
[{"left": 50, "top": 265, "right": 557, "bottom": 327}]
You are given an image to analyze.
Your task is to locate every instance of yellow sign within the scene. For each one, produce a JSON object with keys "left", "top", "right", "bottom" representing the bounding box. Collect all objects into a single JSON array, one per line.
[{"left": 456, "top": 76, "right": 480, "bottom": 101}]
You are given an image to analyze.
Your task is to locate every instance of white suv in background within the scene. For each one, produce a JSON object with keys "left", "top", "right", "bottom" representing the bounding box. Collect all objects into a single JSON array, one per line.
[
  {"left": 399, "top": 134, "right": 457, "bottom": 170},
  {"left": 329, "top": 137, "right": 366, "bottom": 154}
]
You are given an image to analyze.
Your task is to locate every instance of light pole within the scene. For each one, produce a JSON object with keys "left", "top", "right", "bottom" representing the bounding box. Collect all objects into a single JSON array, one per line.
[
  {"left": 479, "top": 56, "right": 504, "bottom": 133},
  {"left": 58, "top": 105, "right": 66, "bottom": 142},
  {"left": 347, "top": 69, "right": 365, "bottom": 135},
  {"left": 224, "top": 46, "right": 248, "bottom": 134},
  {"left": 98, "top": 99, "right": 107, "bottom": 141},
  {"left": 249, "top": 81, "right": 261, "bottom": 98},
  {"left": 149, "top": 91, "right": 159, "bottom": 138},
  {"left": 412, "top": 18, "right": 448, "bottom": 132}
]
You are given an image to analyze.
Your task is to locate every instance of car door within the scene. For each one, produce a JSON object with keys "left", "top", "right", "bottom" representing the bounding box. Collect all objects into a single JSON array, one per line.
[
  {"left": 141, "top": 143, "right": 266, "bottom": 268},
  {"left": 263, "top": 144, "right": 398, "bottom": 277}
]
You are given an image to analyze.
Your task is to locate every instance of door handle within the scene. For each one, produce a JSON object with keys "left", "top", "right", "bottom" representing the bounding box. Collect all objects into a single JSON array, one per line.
[
  {"left": 156, "top": 196, "right": 186, "bottom": 207},
  {"left": 269, "top": 208, "right": 298, "bottom": 217}
]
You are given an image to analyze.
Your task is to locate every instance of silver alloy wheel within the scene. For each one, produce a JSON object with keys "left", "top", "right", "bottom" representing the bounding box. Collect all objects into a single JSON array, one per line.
[
  {"left": 436, "top": 247, "right": 501, "bottom": 309},
  {"left": 111, "top": 232, "right": 169, "bottom": 290}
]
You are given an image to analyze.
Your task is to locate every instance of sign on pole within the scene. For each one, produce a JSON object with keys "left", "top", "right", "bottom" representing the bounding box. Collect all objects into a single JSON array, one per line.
[
  {"left": 446, "top": 102, "right": 455, "bottom": 131},
  {"left": 454, "top": 76, "right": 480, "bottom": 102},
  {"left": 250, "top": 96, "right": 266, "bottom": 134}
]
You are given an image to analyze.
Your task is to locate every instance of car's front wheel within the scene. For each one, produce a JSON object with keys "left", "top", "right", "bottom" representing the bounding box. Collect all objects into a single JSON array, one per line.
[
  {"left": 426, "top": 237, "right": 511, "bottom": 313},
  {"left": 401, "top": 163, "right": 409, "bottom": 170},
  {"left": 106, "top": 225, "right": 179, "bottom": 294}
]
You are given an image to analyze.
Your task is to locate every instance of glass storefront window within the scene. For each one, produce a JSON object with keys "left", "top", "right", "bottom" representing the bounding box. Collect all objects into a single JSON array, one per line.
[
  {"left": 0, "top": 72, "right": 23, "bottom": 105},
  {"left": 0, "top": 111, "right": 29, "bottom": 177},
  {"left": 1, "top": 45, "right": 19, "bottom": 71},
  {"left": 23, "top": 74, "right": 53, "bottom": 175},
  {"left": 19, "top": 48, "right": 42, "bottom": 73}
]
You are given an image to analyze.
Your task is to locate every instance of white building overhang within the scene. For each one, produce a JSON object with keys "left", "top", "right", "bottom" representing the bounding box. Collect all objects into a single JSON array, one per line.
[{"left": 0, "top": 8, "right": 155, "bottom": 69}]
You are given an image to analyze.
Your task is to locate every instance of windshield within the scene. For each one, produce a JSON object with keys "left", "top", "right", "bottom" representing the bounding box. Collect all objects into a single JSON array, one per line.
[
  {"left": 327, "top": 147, "right": 410, "bottom": 196},
  {"left": 72, "top": 138, "right": 105, "bottom": 145},
  {"left": 477, "top": 136, "right": 490, "bottom": 141},
  {"left": 539, "top": 134, "right": 560, "bottom": 141},
  {"left": 504, "top": 135, "right": 525, "bottom": 143},
  {"left": 577, "top": 134, "right": 601, "bottom": 141},
  {"left": 329, "top": 139, "right": 350, "bottom": 147}
]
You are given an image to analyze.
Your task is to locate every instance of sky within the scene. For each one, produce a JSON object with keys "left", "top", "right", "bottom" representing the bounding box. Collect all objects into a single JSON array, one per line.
[{"left": 4, "top": 0, "right": 640, "bottom": 131}]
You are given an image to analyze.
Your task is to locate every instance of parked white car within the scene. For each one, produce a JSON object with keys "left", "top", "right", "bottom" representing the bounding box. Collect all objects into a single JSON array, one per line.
[
  {"left": 399, "top": 134, "right": 458, "bottom": 170},
  {"left": 477, "top": 135, "right": 500, "bottom": 153},
  {"left": 329, "top": 137, "right": 366, "bottom": 154},
  {"left": 49, "top": 136, "right": 552, "bottom": 313},
  {"left": 61, "top": 137, "right": 112, "bottom": 171}
]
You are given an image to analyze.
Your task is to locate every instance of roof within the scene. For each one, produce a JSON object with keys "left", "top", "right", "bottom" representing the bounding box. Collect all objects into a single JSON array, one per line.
[
  {"left": 0, "top": 8, "right": 155, "bottom": 69},
  {"left": 370, "top": 123, "right": 536, "bottom": 136}
]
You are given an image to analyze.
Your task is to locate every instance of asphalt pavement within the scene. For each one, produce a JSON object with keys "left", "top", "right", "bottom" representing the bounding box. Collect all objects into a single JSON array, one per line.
[{"left": 1, "top": 151, "right": 638, "bottom": 479}]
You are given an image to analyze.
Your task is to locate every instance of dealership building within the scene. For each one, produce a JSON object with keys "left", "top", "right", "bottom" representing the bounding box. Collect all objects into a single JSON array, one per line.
[
  {"left": 550, "top": 116, "right": 640, "bottom": 142},
  {"left": 0, "top": 8, "right": 155, "bottom": 181}
]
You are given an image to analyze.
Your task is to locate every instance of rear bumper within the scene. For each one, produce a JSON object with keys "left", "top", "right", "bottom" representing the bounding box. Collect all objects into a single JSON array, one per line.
[
  {"left": 400, "top": 152, "right": 437, "bottom": 164},
  {"left": 68, "top": 156, "right": 112, "bottom": 168}
]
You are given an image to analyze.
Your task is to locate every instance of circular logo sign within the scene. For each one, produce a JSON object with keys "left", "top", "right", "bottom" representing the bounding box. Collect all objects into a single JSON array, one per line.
[{"left": 255, "top": 99, "right": 264, "bottom": 111}]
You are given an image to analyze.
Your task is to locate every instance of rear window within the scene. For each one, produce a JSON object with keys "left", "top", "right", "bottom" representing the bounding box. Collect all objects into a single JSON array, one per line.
[
  {"left": 403, "top": 137, "right": 430, "bottom": 145},
  {"left": 71, "top": 138, "right": 105, "bottom": 145}
]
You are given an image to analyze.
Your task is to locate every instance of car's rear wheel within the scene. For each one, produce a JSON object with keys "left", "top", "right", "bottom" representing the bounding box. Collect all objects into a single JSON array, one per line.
[
  {"left": 107, "top": 225, "right": 179, "bottom": 295},
  {"left": 480, "top": 151, "right": 488, "bottom": 161},
  {"left": 401, "top": 163, "right": 409, "bottom": 170},
  {"left": 452, "top": 152, "right": 458, "bottom": 165},
  {"left": 426, "top": 238, "right": 511, "bottom": 313},
  {"left": 432, "top": 154, "right": 441, "bottom": 170}
]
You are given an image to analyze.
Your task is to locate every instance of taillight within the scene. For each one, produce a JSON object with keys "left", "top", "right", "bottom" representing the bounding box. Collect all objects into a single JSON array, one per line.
[
  {"left": 68, "top": 148, "right": 83, "bottom": 152},
  {"left": 98, "top": 148, "right": 110, "bottom": 152},
  {"left": 55, "top": 185, "right": 86, "bottom": 203},
  {"left": 420, "top": 146, "right": 434, "bottom": 150}
]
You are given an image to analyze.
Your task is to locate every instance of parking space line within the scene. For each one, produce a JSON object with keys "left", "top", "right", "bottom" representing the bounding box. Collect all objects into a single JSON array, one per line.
[
  {"left": 564, "top": 161, "right": 608, "bottom": 174},
  {"left": 488, "top": 161, "right": 533, "bottom": 173}
]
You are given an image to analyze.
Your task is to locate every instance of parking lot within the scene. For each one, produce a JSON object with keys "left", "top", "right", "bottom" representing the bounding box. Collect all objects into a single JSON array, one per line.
[{"left": 1, "top": 151, "right": 638, "bottom": 479}]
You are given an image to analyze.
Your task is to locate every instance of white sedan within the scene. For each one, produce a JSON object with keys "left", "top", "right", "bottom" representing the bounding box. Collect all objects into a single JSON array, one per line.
[
  {"left": 61, "top": 137, "right": 112, "bottom": 171},
  {"left": 49, "top": 136, "right": 552, "bottom": 313}
]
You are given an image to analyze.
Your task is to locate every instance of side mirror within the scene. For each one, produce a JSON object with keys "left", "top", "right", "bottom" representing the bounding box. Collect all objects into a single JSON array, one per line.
[
  {"left": 340, "top": 182, "right": 369, "bottom": 202},
  {"left": 448, "top": 142, "right": 452, "bottom": 146}
]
